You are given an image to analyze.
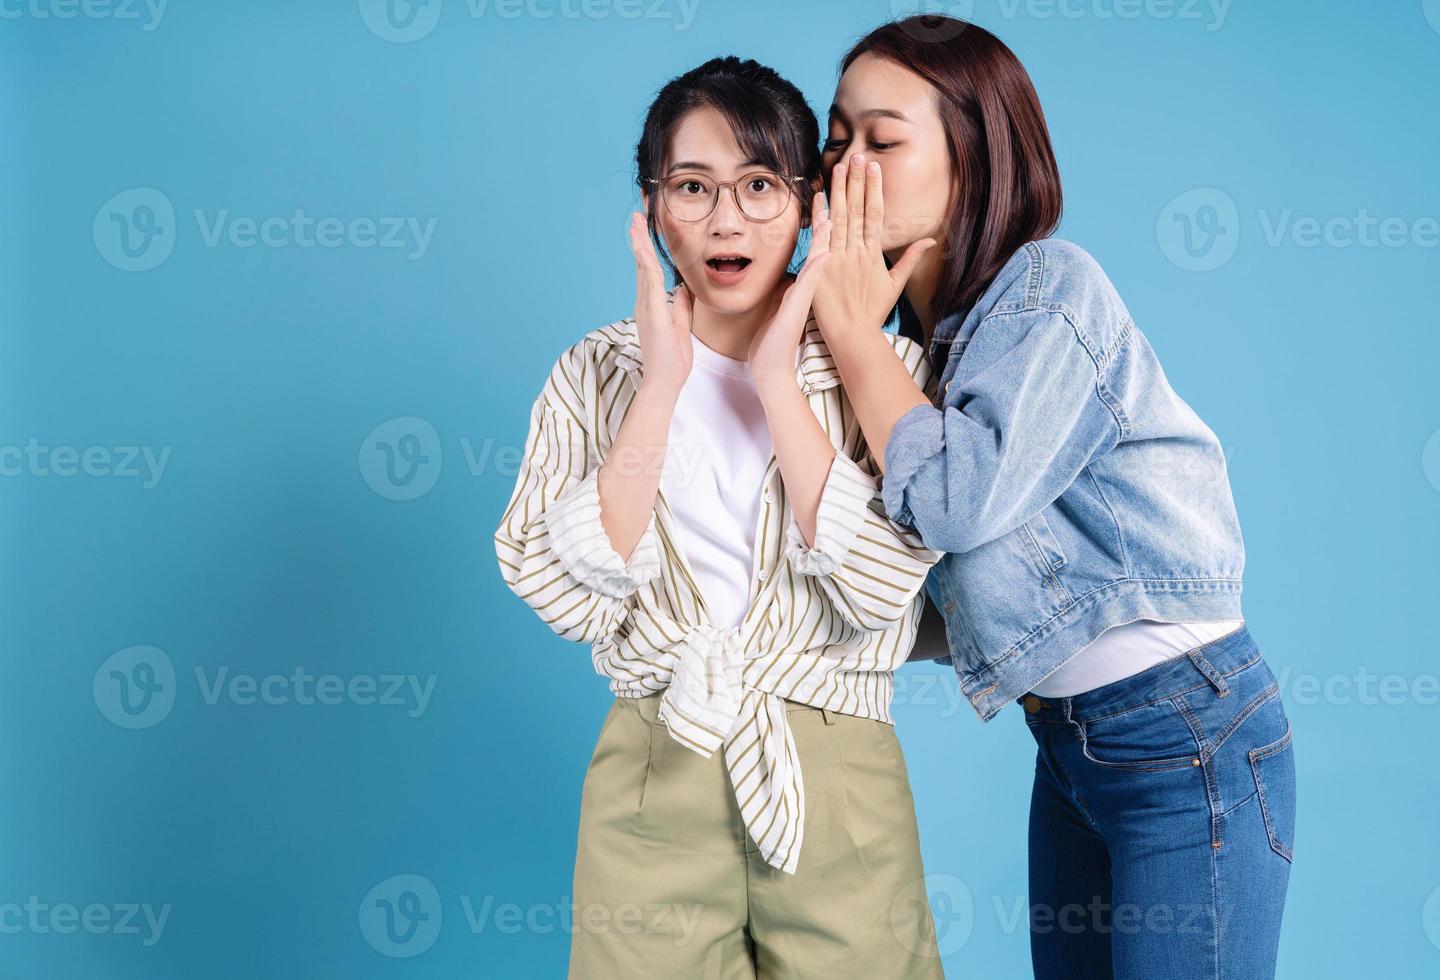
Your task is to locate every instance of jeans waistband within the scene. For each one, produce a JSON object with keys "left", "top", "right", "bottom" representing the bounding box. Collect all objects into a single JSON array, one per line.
[{"left": 1021, "top": 625, "right": 1261, "bottom": 724}]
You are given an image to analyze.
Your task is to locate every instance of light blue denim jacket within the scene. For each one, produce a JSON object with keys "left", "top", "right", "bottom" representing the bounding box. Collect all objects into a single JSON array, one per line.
[{"left": 883, "top": 238, "right": 1245, "bottom": 721}]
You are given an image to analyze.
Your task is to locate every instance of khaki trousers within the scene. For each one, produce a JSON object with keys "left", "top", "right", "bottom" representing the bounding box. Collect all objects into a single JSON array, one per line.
[{"left": 567, "top": 692, "right": 946, "bottom": 979}]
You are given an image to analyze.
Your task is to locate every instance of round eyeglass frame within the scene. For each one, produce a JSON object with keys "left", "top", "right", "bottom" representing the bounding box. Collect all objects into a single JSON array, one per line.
[{"left": 645, "top": 171, "right": 809, "bottom": 223}]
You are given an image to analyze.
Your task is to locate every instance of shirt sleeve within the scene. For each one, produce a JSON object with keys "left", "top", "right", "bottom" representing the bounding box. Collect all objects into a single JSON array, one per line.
[
  {"left": 880, "top": 307, "right": 1123, "bottom": 554},
  {"left": 495, "top": 353, "right": 663, "bottom": 644},
  {"left": 783, "top": 338, "right": 944, "bottom": 633}
]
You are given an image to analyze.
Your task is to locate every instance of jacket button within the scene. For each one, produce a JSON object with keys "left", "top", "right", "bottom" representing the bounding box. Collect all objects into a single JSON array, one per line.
[{"left": 1023, "top": 695, "right": 1043, "bottom": 714}]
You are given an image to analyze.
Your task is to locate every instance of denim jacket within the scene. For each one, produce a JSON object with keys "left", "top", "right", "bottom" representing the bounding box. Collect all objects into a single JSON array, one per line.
[{"left": 883, "top": 238, "right": 1245, "bottom": 722}]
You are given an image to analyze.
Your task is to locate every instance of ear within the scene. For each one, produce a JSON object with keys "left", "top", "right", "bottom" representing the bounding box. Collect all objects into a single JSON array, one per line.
[
  {"left": 641, "top": 190, "right": 664, "bottom": 238},
  {"left": 799, "top": 175, "right": 825, "bottom": 230},
  {"left": 642, "top": 193, "right": 665, "bottom": 244}
]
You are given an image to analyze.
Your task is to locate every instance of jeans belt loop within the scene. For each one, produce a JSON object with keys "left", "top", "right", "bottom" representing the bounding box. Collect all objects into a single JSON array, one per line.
[
  {"left": 1060, "top": 697, "right": 1082, "bottom": 735},
  {"left": 1188, "top": 647, "right": 1230, "bottom": 698}
]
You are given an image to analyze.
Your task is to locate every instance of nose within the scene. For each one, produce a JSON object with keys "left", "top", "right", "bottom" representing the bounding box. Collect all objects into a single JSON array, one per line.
[
  {"left": 707, "top": 186, "right": 746, "bottom": 238},
  {"left": 825, "top": 151, "right": 867, "bottom": 192},
  {"left": 711, "top": 181, "right": 748, "bottom": 231}
]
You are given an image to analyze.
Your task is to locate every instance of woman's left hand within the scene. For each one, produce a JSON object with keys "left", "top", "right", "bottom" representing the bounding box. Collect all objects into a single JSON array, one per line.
[{"left": 747, "top": 194, "right": 832, "bottom": 386}]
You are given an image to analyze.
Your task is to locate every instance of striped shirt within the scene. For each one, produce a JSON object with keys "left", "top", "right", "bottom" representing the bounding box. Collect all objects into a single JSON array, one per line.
[{"left": 494, "top": 291, "right": 943, "bottom": 875}]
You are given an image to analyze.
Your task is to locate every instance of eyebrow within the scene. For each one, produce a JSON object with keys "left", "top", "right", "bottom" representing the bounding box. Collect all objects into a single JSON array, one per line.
[
  {"left": 827, "top": 105, "right": 912, "bottom": 124},
  {"left": 665, "top": 157, "right": 768, "bottom": 175}
]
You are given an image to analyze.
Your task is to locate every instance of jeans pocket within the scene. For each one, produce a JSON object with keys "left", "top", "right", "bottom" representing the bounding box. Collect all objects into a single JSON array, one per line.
[
  {"left": 1249, "top": 723, "right": 1296, "bottom": 862},
  {"left": 1078, "top": 698, "right": 1203, "bottom": 772}
]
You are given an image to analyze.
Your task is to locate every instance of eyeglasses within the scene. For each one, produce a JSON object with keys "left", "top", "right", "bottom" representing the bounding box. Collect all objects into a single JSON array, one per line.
[{"left": 646, "top": 170, "right": 807, "bottom": 223}]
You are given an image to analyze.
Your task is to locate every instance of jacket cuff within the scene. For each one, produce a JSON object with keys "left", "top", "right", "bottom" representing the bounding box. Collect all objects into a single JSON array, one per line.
[
  {"left": 543, "top": 467, "right": 663, "bottom": 598},
  {"left": 784, "top": 451, "right": 875, "bottom": 576},
  {"left": 881, "top": 403, "right": 945, "bottom": 528}
]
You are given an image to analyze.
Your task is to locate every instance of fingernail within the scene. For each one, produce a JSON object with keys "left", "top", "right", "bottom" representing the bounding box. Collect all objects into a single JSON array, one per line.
[
  {"left": 851, "top": 155, "right": 865, "bottom": 168},
  {"left": 868, "top": 162, "right": 880, "bottom": 175}
]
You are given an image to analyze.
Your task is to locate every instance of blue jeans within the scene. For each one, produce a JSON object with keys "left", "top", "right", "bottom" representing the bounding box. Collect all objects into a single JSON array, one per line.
[{"left": 1022, "top": 626, "right": 1295, "bottom": 979}]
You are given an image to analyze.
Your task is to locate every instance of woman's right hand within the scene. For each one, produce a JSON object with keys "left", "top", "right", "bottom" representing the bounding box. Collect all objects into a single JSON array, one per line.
[
  {"left": 811, "top": 155, "right": 935, "bottom": 342},
  {"left": 628, "top": 211, "right": 693, "bottom": 392}
]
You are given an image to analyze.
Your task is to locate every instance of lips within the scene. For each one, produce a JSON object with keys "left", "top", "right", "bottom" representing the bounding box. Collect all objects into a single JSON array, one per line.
[
  {"left": 706, "top": 255, "right": 751, "bottom": 273},
  {"left": 703, "top": 253, "right": 752, "bottom": 286}
]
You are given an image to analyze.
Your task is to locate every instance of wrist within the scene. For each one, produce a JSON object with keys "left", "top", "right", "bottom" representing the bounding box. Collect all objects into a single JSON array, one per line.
[
  {"left": 755, "top": 374, "right": 804, "bottom": 406},
  {"left": 815, "top": 312, "right": 881, "bottom": 343},
  {"left": 638, "top": 375, "right": 686, "bottom": 401}
]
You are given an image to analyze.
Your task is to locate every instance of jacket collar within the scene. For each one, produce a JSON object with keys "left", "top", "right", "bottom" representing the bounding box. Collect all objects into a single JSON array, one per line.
[{"left": 607, "top": 287, "right": 842, "bottom": 395}]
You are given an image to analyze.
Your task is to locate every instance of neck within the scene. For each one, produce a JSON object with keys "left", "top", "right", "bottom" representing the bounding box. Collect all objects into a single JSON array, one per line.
[
  {"left": 898, "top": 245, "right": 944, "bottom": 346},
  {"left": 688, "top": 278, "right": 787, "bottom": 360}
]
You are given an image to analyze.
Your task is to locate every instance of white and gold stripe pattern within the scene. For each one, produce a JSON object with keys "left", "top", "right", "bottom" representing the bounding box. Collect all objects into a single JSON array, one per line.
[{"left": 495, "top": 291, "right": 942, "bottom": 875}]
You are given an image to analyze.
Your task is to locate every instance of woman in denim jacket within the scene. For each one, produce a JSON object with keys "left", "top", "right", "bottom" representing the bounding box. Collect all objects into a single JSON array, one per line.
[{"left": 808, "top": 15, "right": 1297, "bottom": 980}]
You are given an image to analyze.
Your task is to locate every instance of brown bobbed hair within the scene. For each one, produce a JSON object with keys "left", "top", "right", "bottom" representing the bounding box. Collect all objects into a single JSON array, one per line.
[{"left": 840, "top": 16, "right": 1063, "bottom": 324}]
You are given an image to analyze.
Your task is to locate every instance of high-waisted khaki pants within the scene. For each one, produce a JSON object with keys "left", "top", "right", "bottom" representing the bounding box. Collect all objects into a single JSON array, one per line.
[{"left": 567, "top": 691, "right": 946, "bottom": 979}]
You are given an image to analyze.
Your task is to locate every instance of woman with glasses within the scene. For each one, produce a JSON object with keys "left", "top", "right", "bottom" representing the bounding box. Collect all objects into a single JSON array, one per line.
[{"left": 495, "top": 56, "right": 948, "bottom": 978}]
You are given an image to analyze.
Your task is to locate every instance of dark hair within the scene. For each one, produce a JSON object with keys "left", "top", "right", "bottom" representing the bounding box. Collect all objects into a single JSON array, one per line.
[
  {"left": 841, "top": 16, "right": 1063, "bottom": 323},
  {"left": 635, "top": 56, "right": 821, "bottom": 283}
]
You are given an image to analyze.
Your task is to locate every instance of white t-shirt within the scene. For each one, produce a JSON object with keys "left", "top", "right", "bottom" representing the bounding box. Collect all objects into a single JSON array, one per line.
[
  {"left": 1028, "top": 619, "right": 1245, "bottom": 698},
  {"left": 657, "top": 332, "right": 774, "bottom": 629}
]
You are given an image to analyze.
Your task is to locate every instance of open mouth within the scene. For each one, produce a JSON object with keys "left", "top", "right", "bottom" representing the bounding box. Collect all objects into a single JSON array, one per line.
[{"left": 705, "top": 255, "right": 752, "bottom": 274}]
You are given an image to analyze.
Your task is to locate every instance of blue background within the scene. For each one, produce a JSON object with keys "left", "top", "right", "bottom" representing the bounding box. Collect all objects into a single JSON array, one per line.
[{"left": 4, "top": 0, "right": 1439, "bottom": 975}]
